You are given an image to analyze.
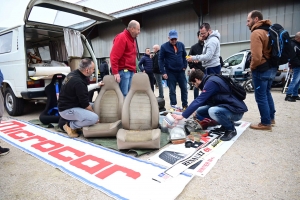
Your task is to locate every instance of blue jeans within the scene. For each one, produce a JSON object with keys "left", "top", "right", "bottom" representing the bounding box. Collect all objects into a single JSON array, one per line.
[
  {"left": 286, "top": 67, "right": 300, "bottom": 96},
  {"left": 196, "top": 105, "right": 244, "bottom": 130},
  {"left": 167, "top": 71, "right": 188, "bottom": 107},
  {"left": 252, "top": 67, "right": 277, "bottom": 125},
  {"left": 119, "top": 70, "right": 134, "bottom": 96},
  {"left": 205, "top": 65, "right": 221, "bottom": 75},
  {"left": 59, "top": 103, "right": 98, "bottom": 129},
  {"left": 154, "top": 73, "right": 164, "bottom": 98}
]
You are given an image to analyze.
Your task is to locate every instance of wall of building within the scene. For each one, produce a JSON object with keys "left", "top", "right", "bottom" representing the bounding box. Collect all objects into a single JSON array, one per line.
[{"left": 91, "top": 0, "right": 300, "bottom": 60}]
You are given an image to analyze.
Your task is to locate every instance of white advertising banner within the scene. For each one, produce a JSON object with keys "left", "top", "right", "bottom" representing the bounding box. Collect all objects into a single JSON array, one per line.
[{"left": 0, "top": 120, "right": 193, "bottom": 200}]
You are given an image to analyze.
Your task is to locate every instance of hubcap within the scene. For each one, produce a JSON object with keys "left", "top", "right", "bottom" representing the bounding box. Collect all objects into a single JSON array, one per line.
[{"left": 5, "top": 93, "right": 13, "bottom": 112}]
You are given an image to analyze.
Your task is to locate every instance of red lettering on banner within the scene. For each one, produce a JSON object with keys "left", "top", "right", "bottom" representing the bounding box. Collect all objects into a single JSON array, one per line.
[
  {"left": 201, "top": 136, "right": 210, "bottom": 143},
  {"left": 32, "top": 140, "right": 64, "bottom": 152},
  {"left": 70, "top": 155, "right": 112, "bottom": 174},
  {"left": 95, "top": 165, "right": 140, "bottom": 180},
  {"left": 0, "top": 120, "right": 26, "bottom": 130},
  {"left": 19, "top": 135, "right": 47, "bottom": 143},
  {"left": 2, "top": 128, "right": 23, "bottom": 134},
  {"left": 49, "top": 146, "right": 85, "bottom": 162},
  {"left": 203, "top": 147, "right": 211, "bottom": 152},
  {"left": 7, "top": 130, "right": 35, "bottom": 140}
]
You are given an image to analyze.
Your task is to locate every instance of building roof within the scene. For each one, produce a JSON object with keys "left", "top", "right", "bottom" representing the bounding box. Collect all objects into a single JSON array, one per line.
[{"left": 72, "top": 0, "right": 187, "bottom": 18}]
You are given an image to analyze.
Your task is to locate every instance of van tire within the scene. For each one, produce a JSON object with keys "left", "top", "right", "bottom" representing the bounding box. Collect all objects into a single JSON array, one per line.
[{"left": 4, "top": 87, "right": 24, "bottom": 116}]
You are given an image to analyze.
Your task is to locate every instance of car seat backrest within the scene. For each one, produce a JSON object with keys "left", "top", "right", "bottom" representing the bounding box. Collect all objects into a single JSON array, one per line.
[
  {"left": 93, "top": 75, "right": 123, "bottom": 123},
  {"left": 121, "top": 73, "right": 159, "bottom": 130}
]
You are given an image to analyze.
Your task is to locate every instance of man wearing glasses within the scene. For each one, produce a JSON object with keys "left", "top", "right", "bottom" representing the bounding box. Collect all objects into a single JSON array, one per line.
[
  {"left": 187, "top": 23, "right": 221, "bottom": 75},
  {"left": 159, "top": 30, "right": 188, "bottom": 110}
]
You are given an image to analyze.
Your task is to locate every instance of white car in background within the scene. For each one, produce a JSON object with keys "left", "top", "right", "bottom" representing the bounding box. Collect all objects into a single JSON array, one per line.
[{"left": 221, "top": 50, "right": 288, "bottom": 85}]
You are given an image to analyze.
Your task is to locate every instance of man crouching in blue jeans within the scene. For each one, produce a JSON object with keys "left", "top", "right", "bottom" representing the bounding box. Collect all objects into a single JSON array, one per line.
[{"left": 172, "top": 70, "right": 248, "bottom": 141}]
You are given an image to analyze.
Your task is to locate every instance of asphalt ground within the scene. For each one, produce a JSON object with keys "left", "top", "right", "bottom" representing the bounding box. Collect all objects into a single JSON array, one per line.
[{"left": 0, "top": 86, "right": 300, "bottom": 200}]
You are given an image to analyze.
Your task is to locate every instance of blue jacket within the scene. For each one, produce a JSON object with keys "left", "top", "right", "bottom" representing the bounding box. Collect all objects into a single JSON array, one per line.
[
  {"left": 159, "top": 41, "right": 187, "bottom": 74},
  {"left": 138, "top": 54, "right": 153, "bottom": 73},
  {"left": 0, "top": 69, "right": 3, "bottom": 84},
  {"left": 182, "top": 75, "right": 248, "bottom": 118}
]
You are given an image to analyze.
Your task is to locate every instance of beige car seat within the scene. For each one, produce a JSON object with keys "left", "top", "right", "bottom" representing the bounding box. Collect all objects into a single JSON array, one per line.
[
  {"left": 83, "top": 75, "right": 124, "bottom": 137},
  {"left": 116, "top": 73, "right": 161, "bottom": 149}
]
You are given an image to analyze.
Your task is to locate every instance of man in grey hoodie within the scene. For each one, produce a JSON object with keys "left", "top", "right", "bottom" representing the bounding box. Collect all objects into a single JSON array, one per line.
[{"left": 187, "top": 23, "right": 221, "bottom": 75}]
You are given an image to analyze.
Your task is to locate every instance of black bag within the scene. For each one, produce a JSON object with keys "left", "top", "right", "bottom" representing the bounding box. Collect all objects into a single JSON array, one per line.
[
  {"left": 214, "top": 74, "right": 247, "bottom": 100},
  {"left": 257, "top": 24, "right": 295, "bottom": 68}
]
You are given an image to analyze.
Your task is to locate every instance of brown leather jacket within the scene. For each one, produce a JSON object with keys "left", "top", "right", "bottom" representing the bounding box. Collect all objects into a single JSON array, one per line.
[{"left": 250, "top": 20, "right": 272, "bottom": 70}]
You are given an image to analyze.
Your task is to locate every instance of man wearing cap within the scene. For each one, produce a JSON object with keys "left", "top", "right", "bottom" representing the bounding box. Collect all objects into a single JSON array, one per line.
[{"left": 159, "top": 30, "right": 188, "bottom": 110}]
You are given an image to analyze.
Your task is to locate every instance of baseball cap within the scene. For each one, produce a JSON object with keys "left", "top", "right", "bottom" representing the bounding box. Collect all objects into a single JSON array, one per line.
[{"left": 169, "top": 30, "right": 178, "bottom": 39}]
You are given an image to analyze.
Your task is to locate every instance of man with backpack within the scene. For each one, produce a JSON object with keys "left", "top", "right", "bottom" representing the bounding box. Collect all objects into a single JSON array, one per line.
[
  {"left": 285, "top": 32, "right": 300, "bottom": 102},
  {"left": 247, "top": 10, "right": 277, "bottom": 131},
  {"left": 171, "top": 70, "right": 248, "bottom": 141}
]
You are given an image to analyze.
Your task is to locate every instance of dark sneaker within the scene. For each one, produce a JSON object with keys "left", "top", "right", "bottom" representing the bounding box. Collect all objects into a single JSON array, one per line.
[
  {"left": 63, "top": 123, "right": 79, "bottom": 138},
  {"left": 292, "top": 96, "right": 300, "bottom": 100},
  {"left": 285, "top": 95, "right": 296, "bottom": 102},
  {"left": 250, "top": 123, "right": 272, "bottom": 131},
  {"left": 0, "top": 146, "right": 10, "bottom": 156},
  {"left": 220, "top": 129, "right": 237, "bottom": 141}
]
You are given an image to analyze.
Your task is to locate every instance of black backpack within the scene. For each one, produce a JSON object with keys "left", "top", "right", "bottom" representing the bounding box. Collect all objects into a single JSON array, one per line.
[
  {"left": 213, "top": 74, "right": 246, "bottom": 100},
  {"left": 257, "top": 24, "right": 295, "bottom": 67}
]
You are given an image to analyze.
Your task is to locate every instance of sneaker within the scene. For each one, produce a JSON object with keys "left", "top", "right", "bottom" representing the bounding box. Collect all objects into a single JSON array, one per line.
[
  {"left": 220, "top": 129, "right": 237, "bottom": 141},
  {"left": 250, "top": 123, "right": 272, "bottom": 131},
  {"left": 63, "top": 123, "right": 79, "bottom": 138},
  {"left": 0, "top": 146, "right": 10, "bottom": 156},
  {"left": 285, "top": 95, "right": 296, "bottom": 102},
  {"left": 292, "top": 96, "right": 300, "bottom": 100}
]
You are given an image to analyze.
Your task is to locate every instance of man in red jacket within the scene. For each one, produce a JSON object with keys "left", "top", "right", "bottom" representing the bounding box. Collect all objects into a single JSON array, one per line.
[{"left": 110, "top": 20, "right": 140, "bottom": 96}]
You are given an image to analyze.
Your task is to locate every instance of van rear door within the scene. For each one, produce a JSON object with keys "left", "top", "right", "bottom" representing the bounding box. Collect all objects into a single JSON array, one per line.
[{"left": 25, "top": 0, "right": 114, "bottom": 31}]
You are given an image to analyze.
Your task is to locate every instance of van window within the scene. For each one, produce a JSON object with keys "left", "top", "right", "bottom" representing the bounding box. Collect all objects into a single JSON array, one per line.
[{"left": 0, "top": 32, "right": 13, "bottom": 54}]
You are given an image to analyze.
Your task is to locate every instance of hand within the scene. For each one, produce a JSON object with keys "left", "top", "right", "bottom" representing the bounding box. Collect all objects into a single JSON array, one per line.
[
  {"left": 114, "top": 74, "right": 120, "bottom": 83},
  {"left": 163, "top": 74, "right": 168, "bottom": 79},
  {"left": 98, "top": 81, "right": 104, "bottom": 87},
  {"left": 143, "top": 70, "right": 145, "bottom": 73},
  {"left": 191, "top": 68, "right": 195, "bottom": 71},
  {"left": 186, "top": 56, "right": 193, "bottom": 62},
  {"left": 183, "top": 68, "right": 186, "bottom": 71},
  {"left": 171, "top": 114, "right": 184, "bottom": 126}
]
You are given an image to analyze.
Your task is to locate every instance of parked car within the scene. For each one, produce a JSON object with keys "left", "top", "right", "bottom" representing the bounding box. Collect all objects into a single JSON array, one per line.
[
  {"left": 221, "top": 50, "right": 288, "bottom": 86},
  {"left": 0, "top": 0, "right": 114, "bottom": 116}
]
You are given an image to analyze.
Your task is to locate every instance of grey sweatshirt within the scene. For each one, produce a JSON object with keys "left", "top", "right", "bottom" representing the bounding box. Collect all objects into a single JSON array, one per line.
[{"left": 192, "top": 30, "right": 221, "bottom": 68}]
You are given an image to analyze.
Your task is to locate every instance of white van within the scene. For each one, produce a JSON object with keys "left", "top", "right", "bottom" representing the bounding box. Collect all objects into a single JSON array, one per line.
[{"left": 0, "top": 0, "right": 114, "bottom": 116}]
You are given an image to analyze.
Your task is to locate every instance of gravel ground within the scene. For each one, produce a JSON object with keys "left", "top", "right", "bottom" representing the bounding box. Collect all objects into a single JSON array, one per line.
[{"left": 1, "top": 87, "right": 300, "bottom": 200}]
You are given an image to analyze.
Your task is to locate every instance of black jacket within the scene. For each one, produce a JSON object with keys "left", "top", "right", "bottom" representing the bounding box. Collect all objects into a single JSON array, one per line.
[
  {"left": 58, "top": 69, "right": 89, "bottom": 112},
  {"left": 152, "top": 50, "right": 161, "bottom": 74},
  {"left": 188, "top": 41, "right": 204, "bottom": 71},
  {"left": 99, "top": 61, "right": 109, "bottom": 78},
  {"left": 290, "top": 40, "right": 300, "bottom": 68}
]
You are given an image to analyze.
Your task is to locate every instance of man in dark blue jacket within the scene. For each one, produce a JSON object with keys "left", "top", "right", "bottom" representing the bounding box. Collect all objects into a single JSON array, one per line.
[
  {"left": 138, "top": 48, "right": 154, "bottom": 91},
  {"left": 159, "top": 30, "right": 188, "bottom": 109},
  {"left": 172, "top": 70, "right": 248, "bottom": 141}
]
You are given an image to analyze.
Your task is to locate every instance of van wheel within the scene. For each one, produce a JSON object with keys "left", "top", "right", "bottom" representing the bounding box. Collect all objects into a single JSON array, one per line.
[{"left": 4, "top": 87, "right": 24, "bottom": 116}]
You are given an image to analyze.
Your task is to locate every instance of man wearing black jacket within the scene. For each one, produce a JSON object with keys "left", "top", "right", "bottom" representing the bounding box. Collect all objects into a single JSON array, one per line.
[
  {"left": 285, "top": 31, "right": 300, "bottom": 102},
  {"left": 152, "top": 44, "right": 164, "bottom": 98},
  {"left": 58, "top": 58, "right": 103, "bottom": 138},
  {"left": 188, "top": 31, "right": 204, "bottom": 99}
]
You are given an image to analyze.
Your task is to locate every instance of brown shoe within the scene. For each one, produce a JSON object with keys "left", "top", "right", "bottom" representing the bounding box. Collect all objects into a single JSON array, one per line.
[
  {"left": 271, "top": 119, "right": 275, "bottom": 127},
  {"left": 63, "top": 124, "right": 79, "bottom": 138},
  {"left": 250, "top": 123, "right": 272, "bottom": 131}
]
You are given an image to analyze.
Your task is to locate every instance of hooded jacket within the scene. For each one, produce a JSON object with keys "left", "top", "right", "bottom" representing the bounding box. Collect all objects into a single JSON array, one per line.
[
  {"left": 152, "top": 50, "right": 161, "bottom": 74},
  {"left": 193, "top": 30, "right": 221, "bottom": 69},
  {"left": 182, "top": 75, "right": 248, "bottom": 119},
  {"left": 250, "top": 20, "right": 272, "bottom": 70}
]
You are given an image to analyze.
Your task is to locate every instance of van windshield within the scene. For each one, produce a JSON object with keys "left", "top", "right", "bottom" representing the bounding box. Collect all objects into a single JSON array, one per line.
[{"left": 28, "top": 6, "right": 96, "bottom": 31}]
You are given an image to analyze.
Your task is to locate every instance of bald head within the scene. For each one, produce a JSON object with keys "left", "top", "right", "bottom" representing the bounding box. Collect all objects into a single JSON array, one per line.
[
  {"left": 127, "top": 20, "right": 140, "bottom": 38},
  {"left": 153, "top": 44, "right": 160, "bottom": 53},
  {"left": 295, "top": 32, "right": 300, "bottom": 42}
]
